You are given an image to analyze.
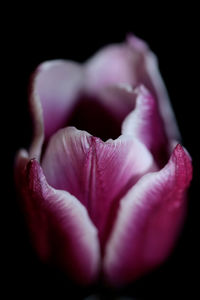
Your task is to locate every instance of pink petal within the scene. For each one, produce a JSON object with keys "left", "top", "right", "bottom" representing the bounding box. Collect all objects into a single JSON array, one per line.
[
  {"left": 103, "top": 144, "right": 192, "bottom": 286},
  {"left": 29, "top": 60, "right": 83, "bottom": 157},
  {"left": 15, "top": 150, "right": 100, "bottom": 285},
  {"left": 41, "top": 127, "right": 155, "bottom": 246},
  {"left": 84, "top": 34, "right": 180, "bottom": 142},
  {"left": 122, "top": 85, "right": 169, "bottom": 166}
]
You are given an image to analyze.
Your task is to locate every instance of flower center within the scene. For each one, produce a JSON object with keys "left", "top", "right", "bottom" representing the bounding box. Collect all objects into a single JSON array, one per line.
[{"left": 67, "top": 96, "right": 124, "bottom": 141}]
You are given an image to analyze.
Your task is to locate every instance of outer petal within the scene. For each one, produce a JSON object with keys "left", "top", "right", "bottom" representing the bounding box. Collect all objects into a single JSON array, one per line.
[
  {"left": 84, "top": 34, "right": 180, "bottom": 142},
  {"left": 15, "top": 150, "right": 100, "bottom": 285},
  {"left": 41, "top": 127, "right": 155, "bottom": 246},
  {"left": 122, "top": 85, "right": 169, "bottom": 166},
  {"left": 103, "top": 144, "right": 192, "bottom": 286},
  {"left": 29, "top": 60, "right": 83, "bottom": 158}
]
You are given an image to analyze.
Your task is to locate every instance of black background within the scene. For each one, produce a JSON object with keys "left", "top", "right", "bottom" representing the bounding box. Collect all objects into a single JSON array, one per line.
[{"left": 3, "top": 5, "right": 199, "bottom": 299}]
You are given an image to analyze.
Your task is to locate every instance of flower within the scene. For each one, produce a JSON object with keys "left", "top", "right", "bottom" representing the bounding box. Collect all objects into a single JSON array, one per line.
[{"left": 15, "top": 34, "right": 192, "bottom": 287}]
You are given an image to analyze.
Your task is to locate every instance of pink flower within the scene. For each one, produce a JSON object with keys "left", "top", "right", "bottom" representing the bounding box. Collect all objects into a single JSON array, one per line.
[{"left": 15, "top": 35, "right": 192, "bottom": 287}]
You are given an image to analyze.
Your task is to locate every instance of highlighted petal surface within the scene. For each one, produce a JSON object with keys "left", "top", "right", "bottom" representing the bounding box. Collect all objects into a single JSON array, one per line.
[{"left": 103, "top": 144, "right": 192, "bottom": 286}]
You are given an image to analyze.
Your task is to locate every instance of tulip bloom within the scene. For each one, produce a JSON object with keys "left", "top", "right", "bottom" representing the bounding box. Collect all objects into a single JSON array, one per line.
[{"left": 15, "top": 35, "right": 192, "bottom": 287}]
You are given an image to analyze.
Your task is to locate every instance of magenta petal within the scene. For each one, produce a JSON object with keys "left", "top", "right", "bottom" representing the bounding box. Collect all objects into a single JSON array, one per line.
[
  {"left": 122, "top": 85, "right": 169, "bottom": 166},
  {"left": 84, "top": 35, "right": 180, "bottom": 141},
  {"left": 103, "top": 144, "right": 192, "bottom": 286},
  {"left": 29, "top": 60, "right": 83, "bottom": 157},
  {"left": 42, "top": 127, "right": 155, "bottom": 245},
  {"left": 127, "top": 34, "right": 180, "bottom": 141},
  {"left": 15, "top": 150, "right": 100, "bottom": 284}
]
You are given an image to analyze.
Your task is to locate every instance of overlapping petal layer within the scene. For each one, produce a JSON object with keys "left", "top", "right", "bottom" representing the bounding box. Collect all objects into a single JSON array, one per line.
[
  {"left": 103, "top": 144, "right": 192, "bottom": 286},
  {"left": 15, "top": 150, "right": 100, "bottom": 284}
]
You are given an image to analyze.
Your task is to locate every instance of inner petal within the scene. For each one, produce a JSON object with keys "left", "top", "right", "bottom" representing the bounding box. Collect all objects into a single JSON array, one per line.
[
  {"left": 34, "top": 60, "right": 83, "bottom": 140},
  {"left": 42, "top": 127, "right": 155, "bottom": 249}
]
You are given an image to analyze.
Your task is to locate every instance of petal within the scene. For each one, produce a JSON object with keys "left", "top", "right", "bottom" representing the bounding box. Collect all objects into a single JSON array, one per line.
[
  {"left": 122, "top": 85, "right": 169, "bottom": 166},
  {"left": 84, "top": 34, "right": 180, "bottom": 142},
  {"left": 127, "top": 34, "right": 180, "bottom": 141},
  {"left": 15, "top": 150, "right": 100, "bottom": 285},
  {"left": 29, "top": 60, "right": 83, "bottom": 158},
  {"left": 41, "top": 127, "right": 155, "bottom": 246},
  {"left": 103, "top": 144, "right": 192, "bottom": 286}
]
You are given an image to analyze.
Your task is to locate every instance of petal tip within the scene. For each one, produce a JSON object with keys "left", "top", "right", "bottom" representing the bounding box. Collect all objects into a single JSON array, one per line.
[
  {"left": 126, "top": 33, "right": 149, "bottom": 52},
  {"left": 172, "top": 143, "right": 193, "bottom": 185}
]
